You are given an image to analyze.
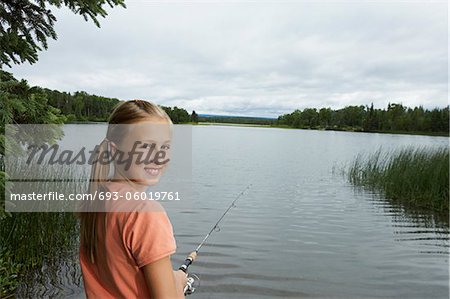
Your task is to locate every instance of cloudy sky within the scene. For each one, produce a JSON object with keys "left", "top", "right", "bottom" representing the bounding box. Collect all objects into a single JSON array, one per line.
[{"left": 8, "top": 0, "right": 448, "bottom": 117}]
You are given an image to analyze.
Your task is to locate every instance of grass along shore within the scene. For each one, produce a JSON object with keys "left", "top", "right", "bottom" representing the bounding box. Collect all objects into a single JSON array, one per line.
[
  {"left": 0, "top": 159, "right": 86, "bottom": 297},
  {"left": 348, "top": 147, "right": 449, "bottom": 215}
]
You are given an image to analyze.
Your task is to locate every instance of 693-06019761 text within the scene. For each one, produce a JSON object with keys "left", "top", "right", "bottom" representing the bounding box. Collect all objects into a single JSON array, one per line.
[{"left": 8, "top": 191, "right": 181, "bottom": 201}]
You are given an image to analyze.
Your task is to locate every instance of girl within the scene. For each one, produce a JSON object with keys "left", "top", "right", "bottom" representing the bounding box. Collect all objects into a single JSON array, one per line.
[{"left": 79, "top": 100, "right": 187, "bottom": 298}]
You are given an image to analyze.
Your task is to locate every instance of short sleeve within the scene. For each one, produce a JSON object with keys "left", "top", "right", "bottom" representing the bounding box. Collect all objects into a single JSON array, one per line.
[{"left": 123, "top": 211, "right": 177, "bottom": 268}]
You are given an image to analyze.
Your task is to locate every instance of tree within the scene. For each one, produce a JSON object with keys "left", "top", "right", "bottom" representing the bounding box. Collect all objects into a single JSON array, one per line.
[
  {"left": 340, "top": 105, "right": 365, "bottom": 127},
  {"left": 0, "top": 0, "right": 126, "bottom": 67},
  {"left": 386, "top": 103, "right": 406, "bottom": 130},
  {"left": 0, "top": 70, "right": 66, "bottom": 126},
  {"left": 277, "top": 109, "right": 300, "bottom": 126},
  {"left": 300, "top": 108, "right": 319, "bottom": 128},
  {"left": 0, "top": 70, "right": 66, "bottom": 219},
  {"left": 190, "top": 110, "right": 198, "bottom": 123},
  {"left": 363, "top": 103, "right": 379, "bottom": 131},
  {"left": 277, "top": 102, "right": 448, "bottom": 134},
  {"left": 318, "top": 107, "right": 332, "bottom": 127},
  {"left": 160, "top": 106, "right": 190, "bottom": 124}
]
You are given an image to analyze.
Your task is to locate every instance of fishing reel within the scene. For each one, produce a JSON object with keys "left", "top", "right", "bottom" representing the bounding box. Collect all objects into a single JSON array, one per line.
[
  {"left": 184, "top": 273, "right": 200, "bottom": 295},
  {"left": 180, "top": 251, "right": 200, "bottom": 295}
]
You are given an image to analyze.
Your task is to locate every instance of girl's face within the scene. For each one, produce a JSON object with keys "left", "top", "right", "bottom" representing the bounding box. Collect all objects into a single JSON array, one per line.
[{"left": 110, "top": 119, "right": 172, "bottom": 188}]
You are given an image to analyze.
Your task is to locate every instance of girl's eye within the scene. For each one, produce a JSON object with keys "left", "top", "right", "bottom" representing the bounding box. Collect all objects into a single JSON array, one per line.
[
  {"left": 142, "top": 143, "right": 152, "bottom": 149},
  {"left": 161, "top": 144, "right": 171, "bottom": 150}
]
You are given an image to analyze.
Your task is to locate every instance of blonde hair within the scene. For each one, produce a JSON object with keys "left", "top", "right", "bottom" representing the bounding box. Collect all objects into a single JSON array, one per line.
[{"left": 80, "top": 99, "right": 172, "bottom": 263}]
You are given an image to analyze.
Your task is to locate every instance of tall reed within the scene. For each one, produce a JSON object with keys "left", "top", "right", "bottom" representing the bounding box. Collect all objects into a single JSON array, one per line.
[
  {"left": 349, "top": 146, "right": 449, "bottom": 213},
  {"left": 1, "top": 157, "right": 87, "bottom": 297}
]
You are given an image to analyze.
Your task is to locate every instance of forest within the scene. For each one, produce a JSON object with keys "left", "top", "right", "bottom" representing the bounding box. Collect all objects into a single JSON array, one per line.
[
  {"left": 0, "top": 70, "right": 193, "bottom": 125},
  {"left": 44, "top": 88, "right": 193, "bottom": 124},
  {"left": 276, "top": 103, "right": 449, "bottom": 135}
]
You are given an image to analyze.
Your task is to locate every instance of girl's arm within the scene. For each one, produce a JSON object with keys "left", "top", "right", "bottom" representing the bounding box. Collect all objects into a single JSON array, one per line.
[{"left": 142, "top": 256, "right": 187, "bottom": 299}]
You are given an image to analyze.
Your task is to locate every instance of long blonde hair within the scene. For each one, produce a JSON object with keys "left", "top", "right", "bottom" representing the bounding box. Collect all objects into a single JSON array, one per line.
[{"left": 80, "top": 99, "right": 172, "bottom": 263}]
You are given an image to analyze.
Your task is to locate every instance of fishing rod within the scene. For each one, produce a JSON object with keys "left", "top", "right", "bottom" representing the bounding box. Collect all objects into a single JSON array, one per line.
[{"left": 179, "top": 183, "right": 252, "bottom": 295}]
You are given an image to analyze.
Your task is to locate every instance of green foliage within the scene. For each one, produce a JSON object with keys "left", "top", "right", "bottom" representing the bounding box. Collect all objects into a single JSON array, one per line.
[
  {"left": 348, "top": 147, "right": 449, "bottom": 215},
  {"left": 300, "top": 108, "right": 319, "bottom": 128},
  {"left": 318, "top": 107, "right": 332, "bottom": 127},
  {"left": 0, "top": 249, "right": 21, "bottom": 298},
  {"left": 198, "top": 115, "right": 274, "bottom": 125},
  {"left": 0, "top": 212, "right": 79, "bottom": 269},
  {"left": 0, "top": 71, "right": 66, "bottom": 128},
  {"left": 0, "top": 0, "right": 126, "bottom": 67},
  {"left": 0, "top": 211, "right": 79, "bottom": 297},
  {"left": 0, "top": 70, "right": 66, "bottom": 220},
  {"left": 0, "top": 71, "right": 74, "bottom": 296},
  {"left": 44, "top": 89, "right": 120, "bottom": 122},
  {"left": 161, "top": 106, "right": 190, "bottom": 124},
  {"left": 277, "top": 103, "right": 449, "bottom": 135},
  {"left": 0, "top": 160, "right": 83, "bottom": 297},
  {"left": 190, "top": 110, "right": 198, "bottom": 123}
]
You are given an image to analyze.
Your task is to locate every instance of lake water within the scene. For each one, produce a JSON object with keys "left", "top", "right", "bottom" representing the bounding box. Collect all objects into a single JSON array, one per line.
[{"left": 18, "top": 124, "right": 449, "bottom": 298}]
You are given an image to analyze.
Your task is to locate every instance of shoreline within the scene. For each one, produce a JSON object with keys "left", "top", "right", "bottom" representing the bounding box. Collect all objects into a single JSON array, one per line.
[
  {"left": 193, "top": 122, "right": 449, "bottom": 137},
  {"left": 65, "top": 121, "right": 449, "bottom": 137}
]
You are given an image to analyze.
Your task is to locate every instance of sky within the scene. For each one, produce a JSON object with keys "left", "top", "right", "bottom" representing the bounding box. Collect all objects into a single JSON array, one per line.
[{"left": 8, "top": 0, "right": 448, "bottom": 118}]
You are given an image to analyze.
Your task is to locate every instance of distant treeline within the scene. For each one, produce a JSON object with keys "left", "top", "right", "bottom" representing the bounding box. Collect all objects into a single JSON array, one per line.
[
  {"left": 0, "top": 70, "right": 197, "bottom": 125},
  {"left": 44, "top": 89, "right": 195, "bottom": 124},
  {"left": 198, "top": 115, "right": 274, "bottom": 125},
  {"left": 2, "top": 70, "right": 448, "bottom": 134},
  {"left": 44, "top": 89, "right": 121, "bottom": 122},
  {"left": 277, "top": 103, "right": 449, "bottom": 135}
]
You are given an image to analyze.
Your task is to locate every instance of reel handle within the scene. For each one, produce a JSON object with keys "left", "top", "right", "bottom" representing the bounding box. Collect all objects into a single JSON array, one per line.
[{"left": 183, "top": 276, "right": 196, "bottom": 295}]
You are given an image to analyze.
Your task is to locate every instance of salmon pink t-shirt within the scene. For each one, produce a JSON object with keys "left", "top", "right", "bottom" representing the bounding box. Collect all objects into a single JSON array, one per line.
[{"left": 80, "top": 182, "right": 177, "bottom": 298}]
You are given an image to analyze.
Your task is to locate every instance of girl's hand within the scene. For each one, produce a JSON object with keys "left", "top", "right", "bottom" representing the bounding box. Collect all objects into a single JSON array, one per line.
[{"left": 173, "top": 270, "right": 188, "bottom": 296}]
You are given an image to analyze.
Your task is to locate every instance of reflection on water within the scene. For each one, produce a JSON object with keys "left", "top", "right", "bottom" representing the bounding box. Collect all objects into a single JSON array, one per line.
[
  {"left": 366, "top": 191, "right": 449, "bottom": 230},
  {"left": 365, "top": 191, "right": 449, "bottom": 256},
  {"left": 16, "top": 250, "right": 82, "bottom": 298},
  {"left": 16, "top": 125, "right": 449, "bottom": 298}
]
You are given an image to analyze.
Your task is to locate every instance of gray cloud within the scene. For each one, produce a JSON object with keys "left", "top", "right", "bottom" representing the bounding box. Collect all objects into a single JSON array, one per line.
[{"left": 8, "top": 1, "right": 448, "bottom": 117}]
